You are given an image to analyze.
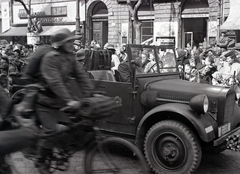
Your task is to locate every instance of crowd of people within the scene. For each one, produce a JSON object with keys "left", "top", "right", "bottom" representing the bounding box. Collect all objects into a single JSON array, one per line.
[
  {"left": 177, "top": 33, "right": 240, "bottom": 87},
  {"left": 0, "top": 38, "right": 91, "bottom": 96},
  {"left": 1, "top": 31, "right": 240, "bottom": 96},
  {"left": 0, "top": 43, "right": 35, "bottom": 95},
  {"left": 88, "top": 34, "right": 240, "bottom": 86}
]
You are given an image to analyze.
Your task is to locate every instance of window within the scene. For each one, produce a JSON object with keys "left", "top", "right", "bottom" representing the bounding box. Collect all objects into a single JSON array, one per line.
[
  {"left": 141, "top": 21, "right": 153, "bottom": 44},
  {"left": 51, "top": 6, "right": 67, "bottom": 16},
  {"left": 18, "top": 9, "right": 33, "bottom": 18}
]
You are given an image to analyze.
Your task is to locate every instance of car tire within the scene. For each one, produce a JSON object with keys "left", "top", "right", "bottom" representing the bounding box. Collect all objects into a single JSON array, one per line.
[{"left": 144, "top": 120, "right": 202, "bottom": 174}]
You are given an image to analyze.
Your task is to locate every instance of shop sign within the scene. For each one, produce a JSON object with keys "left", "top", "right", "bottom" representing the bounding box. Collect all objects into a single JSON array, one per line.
[
  {"left": 181, "top": 14, "right": 209, "bottom": 18},
  {"left": 18, "top": 11, "right": 47, "bottom": 18},
  {"left": 16, "top": 0, "right": 72, "bottom": 4},
  {"left": 18, "top": 11, "right": 66, "bottom": 19},
  {"left": 208, "top": 21, "right": 218, "bottom": 37},
  {"left": 39, "top": 17, "right": 63, "bottom": 23},
  {"left": 27, "top": 32, "right": 40, "bottom": 45},
  {"left": 156, "top": 37, "right": 175, "bottom": 47}
]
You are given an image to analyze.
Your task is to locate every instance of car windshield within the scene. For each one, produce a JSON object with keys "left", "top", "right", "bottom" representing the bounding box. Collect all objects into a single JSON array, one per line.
[{"left": 128, "top": 45, "right": 177, "bottom": 74}]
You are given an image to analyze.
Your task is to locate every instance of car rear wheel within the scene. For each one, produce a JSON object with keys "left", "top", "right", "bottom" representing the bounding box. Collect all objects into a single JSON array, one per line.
[{"left": 144, "top": 120, "right": 202, "bottom": 174}]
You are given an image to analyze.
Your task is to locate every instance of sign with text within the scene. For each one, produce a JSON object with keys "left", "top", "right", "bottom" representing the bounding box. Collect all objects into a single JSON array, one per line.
[
  {"left": 154, "top": 21, "right": 178, "bottom": 47},
  {"left": 181, "top": 14, "right": 209, "bottom": 18},
  {"left": 12, "top": 1, "right": 85, "bottom": 24},
  {"left": 156, "top": 37, "right": 175, "bottom": 47},
  {"left": 15, "top": 0, "right": 76, "bottom": 4}
]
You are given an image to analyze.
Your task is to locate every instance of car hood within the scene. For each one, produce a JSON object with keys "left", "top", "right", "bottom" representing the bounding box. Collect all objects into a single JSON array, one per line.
[{"left": 144, "top": 79, "right": 233, "bottom": 110}]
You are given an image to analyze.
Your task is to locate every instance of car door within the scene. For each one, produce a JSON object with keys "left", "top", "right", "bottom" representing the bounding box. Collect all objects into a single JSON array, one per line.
[{"left": 94, "top": 80, "right": 137, "bottom": 136}]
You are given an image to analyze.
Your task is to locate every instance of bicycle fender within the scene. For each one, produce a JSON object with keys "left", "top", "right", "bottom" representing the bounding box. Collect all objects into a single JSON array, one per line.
[{"left": 136, "top": 103, "right": 217, "bottom": 143}]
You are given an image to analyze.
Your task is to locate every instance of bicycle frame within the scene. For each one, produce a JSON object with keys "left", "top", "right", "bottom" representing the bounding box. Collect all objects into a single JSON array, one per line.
[{"left": 0, "top": 84, "right": 149, "bottom": 174}]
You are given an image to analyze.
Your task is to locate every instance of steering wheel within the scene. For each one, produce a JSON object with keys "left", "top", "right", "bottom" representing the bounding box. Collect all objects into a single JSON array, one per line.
[{"left": 147, "top": 63, "right": 157, "bottom": 73}]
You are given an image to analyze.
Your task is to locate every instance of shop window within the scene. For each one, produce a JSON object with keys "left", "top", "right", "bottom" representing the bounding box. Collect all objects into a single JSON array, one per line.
[
  {"left": 18, "top": 8, "right": 33, "bottom": 18},
  {"left": 132, "top": 20, "right": 153, "bottom": 44},
  {"left": 131, "top": 2, "right": 154, "bottom": 44},
  {"left": 51, "top": 6, "right": 67, "bottom": 16}
]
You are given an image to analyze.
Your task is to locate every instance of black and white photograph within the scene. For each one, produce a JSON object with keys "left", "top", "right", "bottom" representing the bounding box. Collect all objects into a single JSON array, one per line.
[{"left": 0, "top": 0, "right": 240, "bottom": 173}]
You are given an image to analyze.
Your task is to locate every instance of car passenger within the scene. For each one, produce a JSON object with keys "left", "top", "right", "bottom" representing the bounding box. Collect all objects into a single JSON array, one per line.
[
  {"left": 144, "top": 51, "right": 156, "bottom": 73},
  {"left": 118, "top": 53, "right": 131, "bottom": 82}
]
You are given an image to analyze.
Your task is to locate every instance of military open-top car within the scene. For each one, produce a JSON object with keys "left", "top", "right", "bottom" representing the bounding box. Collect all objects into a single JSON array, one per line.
[{"left": 86, "top": 44, "right": 240, "bottom": 174}]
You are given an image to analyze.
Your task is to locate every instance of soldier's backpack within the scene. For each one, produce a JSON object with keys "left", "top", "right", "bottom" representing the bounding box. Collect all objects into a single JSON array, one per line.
[{"left": 24, "top": 45, "right": 54, "bottom": 82}]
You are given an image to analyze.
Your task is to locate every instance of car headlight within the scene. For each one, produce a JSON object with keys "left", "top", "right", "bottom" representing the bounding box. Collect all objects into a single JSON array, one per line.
[
  {"left": 236, "top": 93, "right": 240, "bottom": 100},
  {"left": 189, "top": 94, "right": 209, "bottom": 114},
  {"left": 235, "top": 87, "right": 240, "bottom": 100}
]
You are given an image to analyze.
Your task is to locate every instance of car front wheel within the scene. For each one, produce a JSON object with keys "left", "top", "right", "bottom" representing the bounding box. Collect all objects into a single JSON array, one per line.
[{"left": 144, "top": 120, "right": 202, "bottom": 174}]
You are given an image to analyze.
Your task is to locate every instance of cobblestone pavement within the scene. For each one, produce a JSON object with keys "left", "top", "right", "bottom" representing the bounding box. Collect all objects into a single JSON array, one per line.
[
  {"left": 9, "top": 149, "right": 148, "bottom": 174},
  {"left": 8, "top": 149, "right": 240, "bottom": 174}
]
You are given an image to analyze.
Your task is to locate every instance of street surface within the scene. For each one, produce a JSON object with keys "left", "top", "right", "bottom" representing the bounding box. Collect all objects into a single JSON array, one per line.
[{"left": 8, "top": 149, "right": 240, "bottom": 174}]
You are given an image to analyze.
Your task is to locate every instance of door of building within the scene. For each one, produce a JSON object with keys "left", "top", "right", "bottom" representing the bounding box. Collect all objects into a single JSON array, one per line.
[
  {"left": 92, "top": 21, "right": 108, "bottom": 47},
  {"left": 182, "top": 18, "right": 207, "bottom": 47},
  {"left": 185, "top": 32, "right": 193, "bottom": 48}
]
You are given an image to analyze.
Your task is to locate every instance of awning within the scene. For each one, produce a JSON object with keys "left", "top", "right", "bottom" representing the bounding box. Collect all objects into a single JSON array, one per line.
[
  {"left": 0, "top": 25, "right": 76, "bottom": 36},
  {"left": 181, "top": 8, "right": 209, "bottom": 18},
  {"left": 40, "top": 25, "right": 76, "bottom": 36},
  {"left": 220, "top": 0, "right": 240, "bottom": 30},
  {"left": 0, "top": 27, "right": 28, "bottom": 36}
]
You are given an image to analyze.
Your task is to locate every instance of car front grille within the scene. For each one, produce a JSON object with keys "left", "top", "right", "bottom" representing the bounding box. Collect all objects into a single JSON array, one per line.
[{"left": 217, "top": 91, "right": 235, "bottom": 127}]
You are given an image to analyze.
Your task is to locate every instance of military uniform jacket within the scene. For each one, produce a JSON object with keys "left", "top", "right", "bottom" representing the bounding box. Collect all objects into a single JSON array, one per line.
[{"left": 37, "top": 49, "right": 94, "bottom": 108}]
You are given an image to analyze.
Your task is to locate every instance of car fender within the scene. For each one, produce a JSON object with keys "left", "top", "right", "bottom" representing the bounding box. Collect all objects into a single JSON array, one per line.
[{"left": 136, "top": 103, "right": 216, "bottom": 143}]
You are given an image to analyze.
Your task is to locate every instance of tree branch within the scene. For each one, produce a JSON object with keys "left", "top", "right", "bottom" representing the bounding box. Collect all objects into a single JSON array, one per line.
[
  {"left": 133, "top": 0, "right": 142, "bottom": 21},
  {"left": 127, "top": 0, "right": 142, "bottom": 21},
  {"left": 14, "top": 0, "right": 30, "bottom": 15},
  {"left": 126, "top": 0, "right": 134, "bottom": 16}
]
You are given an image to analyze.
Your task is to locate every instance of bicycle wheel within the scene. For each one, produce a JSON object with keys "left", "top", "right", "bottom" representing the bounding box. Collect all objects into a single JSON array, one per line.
[{"left": 84, "top": 137, "right": 150, "bottom": 174}]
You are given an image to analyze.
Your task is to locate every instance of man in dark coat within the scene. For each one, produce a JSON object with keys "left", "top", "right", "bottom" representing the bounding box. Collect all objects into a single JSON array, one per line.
[
  {"left": 35, "top": 28, "right": 94, "bottom": 174},
  {"left": 118, "top": 59, "right": 131, "bottom": 82}
]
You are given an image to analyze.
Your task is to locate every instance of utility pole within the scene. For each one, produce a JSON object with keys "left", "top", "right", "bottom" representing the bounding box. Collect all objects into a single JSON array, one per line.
[
  {"left": 27, "top": 0, "right": 31, "bottom": 32},
  {"left": 217, "top": 0, "right": 222, "bottom": 42},
  {"left": 75, "top": 0, "right": 82, "bottom": 45}
]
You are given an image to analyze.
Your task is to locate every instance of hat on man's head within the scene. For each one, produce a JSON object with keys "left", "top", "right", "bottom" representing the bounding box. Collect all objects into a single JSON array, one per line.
[
  {"left": 76, "top": 49, "right": 85, "bottom": 61},
  {"left": 107, "top": 44, "right": 115, "bottom": 50},
  {"left": 13, "top": 46, "right": 20, "bottom": 52},
  {"left": 50, "top": 28, "right": 80, "bottom": 48},
  {"left": 224, "top": 50, "right": 236, "bottom": 58}
]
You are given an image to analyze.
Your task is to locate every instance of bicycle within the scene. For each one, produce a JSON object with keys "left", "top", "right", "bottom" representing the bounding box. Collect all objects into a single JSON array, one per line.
[{"left": 3, "top": 84, "right": 150, "bottom": 174}]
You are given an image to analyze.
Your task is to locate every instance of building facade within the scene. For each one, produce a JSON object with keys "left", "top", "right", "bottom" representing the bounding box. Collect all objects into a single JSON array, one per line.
[
  {"left": 1, "top": 0, "right": 85, "bottom": 45},
  {"left": 85, "top": 0, "right": 232, "bottom": 48},
  {"left": 0, "top": 3, "right": 2, "bottom": 33},
  {"left": 0, "top": 0, "right": 236, "bottom": 48}
]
